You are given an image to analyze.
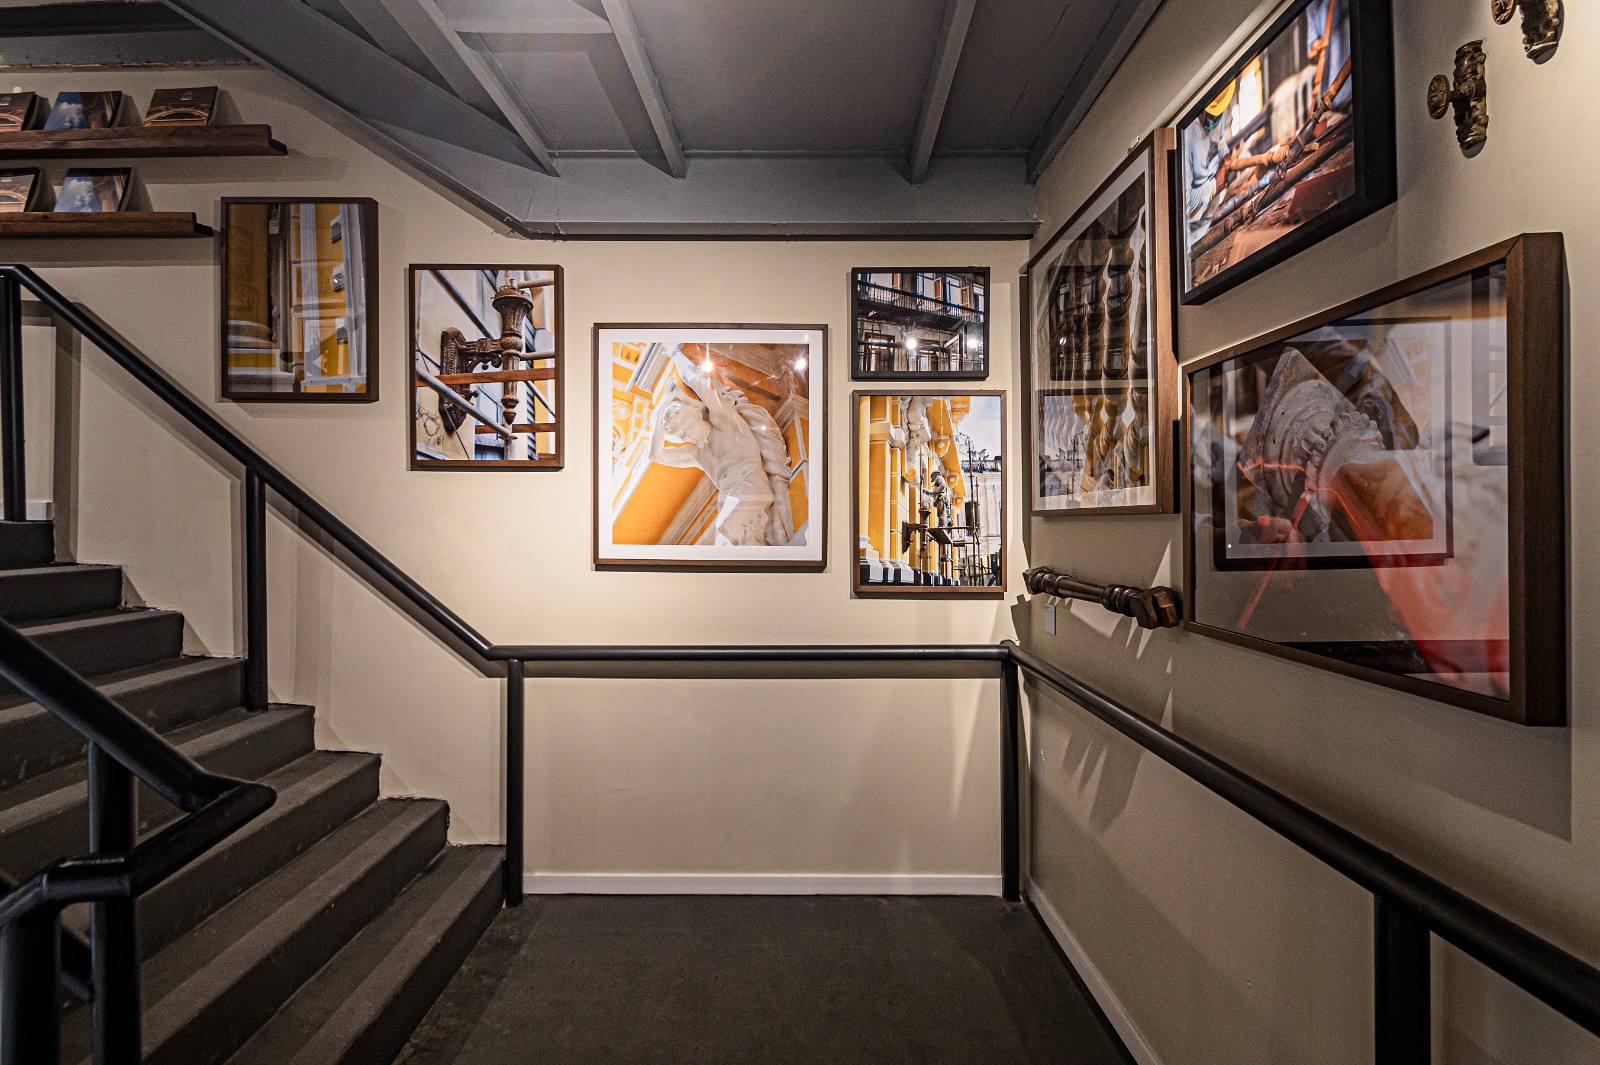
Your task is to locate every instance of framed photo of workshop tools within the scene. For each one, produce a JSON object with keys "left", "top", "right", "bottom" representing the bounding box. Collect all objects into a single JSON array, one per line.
[
  {"left": 1182, "top": 234, "right": 1566, "bottom": 726},
  {"left": 1175, "top": 0, "right": 1395, "bottom": 304},
  {"left": 1024, "top": 130, "right": 1178, "bottom": 517}
]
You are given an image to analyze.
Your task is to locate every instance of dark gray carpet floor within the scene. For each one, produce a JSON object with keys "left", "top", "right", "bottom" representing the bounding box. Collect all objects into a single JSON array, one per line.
[{"left": 395, "top": 895, "right": 1132, "bottom": 1065}]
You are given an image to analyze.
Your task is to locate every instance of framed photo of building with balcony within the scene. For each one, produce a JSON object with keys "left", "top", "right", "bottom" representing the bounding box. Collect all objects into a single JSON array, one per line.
[
  {"left": 852, "top": 391, "right": 1005, "bottom": 596},
  {"left": 1023, "top": 130, "right": 1177, "bottom": 517},
  {"left": 221, "top": 198, "right": 378, "bottom": 402},
  {"left": 850, "top": 268, "right": 988, "bottom": 381},
  {"left": 409, "top": 265, "right": 563, "bottom": 469},
  {"left": 595, "top": 324, "right": 826, "bottom": 569}
]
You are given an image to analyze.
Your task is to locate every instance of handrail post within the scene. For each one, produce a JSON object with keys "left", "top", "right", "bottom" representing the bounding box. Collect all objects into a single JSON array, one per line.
[
  {"left": 88, "top": 743, "right": 141, "bottom": 1065},
  {"left": 1375, "top": 895, "right": 1431, "bottom": 1065},
  {"left": 243, "top": 468, "right": 267, "bottom": 711},
  {"left": 0, "top": 272, "right": 24, "bottom": 523},
  {"left": 504, "top": 660, "right": 524, "bottom": 906},
  {"left": 1000, "top": 654, "right": 1022, "bottom": 903},
  {"left": 0, "top": 906, "right": 62, "bottom": 1065}
]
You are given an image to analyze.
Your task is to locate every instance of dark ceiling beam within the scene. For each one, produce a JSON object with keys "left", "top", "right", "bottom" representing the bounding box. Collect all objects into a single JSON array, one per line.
[
  {"left": 0, "top": 2, "right": 240, "bottom": 68},
  {"left": 908, "top": 0, "right": 978, "bottom": 185},
  {"left": 328, "top": 0, "right": 445, "bottom": 86},
  {"left": 1025, "top": 0, "right": 1164, "bottom": 183},
  {"left": 597, "top": 0, "right": 687, "bottom": 179}
]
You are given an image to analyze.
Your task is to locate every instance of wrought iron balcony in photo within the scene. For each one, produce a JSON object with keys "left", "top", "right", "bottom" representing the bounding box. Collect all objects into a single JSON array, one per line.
[{"left": 1023, "top": 566, "right": 1181, "bottom": 630}]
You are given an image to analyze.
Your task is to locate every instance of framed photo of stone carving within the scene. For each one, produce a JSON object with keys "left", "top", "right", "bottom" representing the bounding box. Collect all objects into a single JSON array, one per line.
[
  {"left": 221, "top": 198, "right": 378, "bottom": 402},
  {"left": 1023, "top": 130, "right": 1177, "bottom": 517},
  {"left": 1183, "top": 234, "right": 1566, "bottom": 726},
  {"left": 850, "top": 268, "right": 988, "bottom": 380},
  {"left": 1176, "top": 0, "right": 1396, "bottom": 304},
  {"left": 409, "top": 265, "right": 563, "bottom": 469},
  {"left": 852, "top": 391, "right": 1005, "bottom": 596},
  {"left": 594, "top": 324, "right": 826, "bottom": 569}
]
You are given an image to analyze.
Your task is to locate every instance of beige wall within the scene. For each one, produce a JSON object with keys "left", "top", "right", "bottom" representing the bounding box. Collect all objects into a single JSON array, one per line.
[
  {"left": 9, "top": 69, "right": 1025, "bottom": 887},
  {"left": 1025, "top": 0, "right": 1600, "bottom": 1062}
]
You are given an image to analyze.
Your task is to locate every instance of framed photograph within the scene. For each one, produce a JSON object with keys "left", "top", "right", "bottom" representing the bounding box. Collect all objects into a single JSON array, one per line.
[
  {"left": 1176, "top": 0, "right": 1395, "bottom": 304},
  {"left": 221, "top": 198, "right": 378, "bottom": 402},
  {"left": 595, "top": 324, "right": 826, "bottom": 569},
  {"left": 1024, "top": 130, "right": 1177, "bottom": 517},
  {"left": 852, "top": 391, "right": 1005, "bottom": 595},
  {"left": 1183, "top": 234, "right": 1566, "bottom": 725},
  {"left": 850, "top": 268, "right": 988, "bottom": 380},
  {"left": 409, "top": 265, "right": 563, "bottom": 469}
]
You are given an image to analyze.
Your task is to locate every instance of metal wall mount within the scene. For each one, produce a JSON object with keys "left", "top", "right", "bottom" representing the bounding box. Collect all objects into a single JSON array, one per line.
[
  {"left": 1023, "top": 566, "right": 1181, "bottom": 630},
  {"left": 1491, "top": 0, "right": 1562, "bottom": 59},
  {"left": 1429, "top": 41, "right": 1489, "bottom": 151}
]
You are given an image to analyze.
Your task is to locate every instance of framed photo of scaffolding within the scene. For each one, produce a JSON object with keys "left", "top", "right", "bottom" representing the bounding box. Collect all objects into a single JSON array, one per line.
[
  {"left": 1023, "top": 130, "right": 1177, "bottom": 517},
  {"left": 852, "top": 391, "right": 1005, "bottom": 596},
  {"left": 1176, "top": 0, "right": 1395, "bottom": 304},
  {"left": 221, "top": 198, "right": 378, "bottom": 402},
  {"left": 850, "top": 268, "right": 989, "bottom": 380},
  {"left": 409, "top": 265, "right": 563, "bottom": 469},
  {"left": 1183, "top": 234, "right": 1566, "bottom": 726},
  {"left": 595, "top": 324, "right": 827, "bottom": 569}
]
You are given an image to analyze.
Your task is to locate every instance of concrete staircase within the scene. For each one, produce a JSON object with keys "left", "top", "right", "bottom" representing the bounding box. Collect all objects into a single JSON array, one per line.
[{"left": 0, "top": 521, "right": 503, "bottom": 1065}]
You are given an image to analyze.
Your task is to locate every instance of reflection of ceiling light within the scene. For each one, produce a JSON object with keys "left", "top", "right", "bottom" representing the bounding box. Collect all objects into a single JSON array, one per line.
[
  {"left": 700, "top": 357, "right": 714, "bottom": 373},
  {"left": 971, "top": 337, "right": 983, "bottom": 351},
  {"left": 794, "top": 355, "right": 808, "bottom": 371},
  {"left": 905, "top": 336, "right": 920, "bottom": 351}
]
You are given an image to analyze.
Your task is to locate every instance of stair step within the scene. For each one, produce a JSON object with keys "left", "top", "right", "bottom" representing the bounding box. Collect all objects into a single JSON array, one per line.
[
  {"left": 0, "top": 521, "right": 53, "bottom": 569},
  {"left": 0, "top": 656, "right": 244, "bottom": 791},
  {"left": 0, "top": 563, "right": 122, "bottom": 623},
  {"left": 0, "top": 706, "right": 313, "bottom": 881},
  {"left": 226, "top": 846, "right": 504, "bottom": 1065},
  {"left": 3, "top": 609, "right": 184, "bottom": 695},
  {"left": 59, "top": 800, "right": 450, "bottom": 1065}
]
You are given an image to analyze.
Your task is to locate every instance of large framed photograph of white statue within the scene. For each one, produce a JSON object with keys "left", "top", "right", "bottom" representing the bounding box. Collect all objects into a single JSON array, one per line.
[
  {"left": 595, "top": 324, "right": 827, "bottom": 569},
  {"left": 1183, "top": 234, "right": 1566, "bottom": 726},
  {"left": 1023, "top": 130, "right": 1177, "bottom": 517}
]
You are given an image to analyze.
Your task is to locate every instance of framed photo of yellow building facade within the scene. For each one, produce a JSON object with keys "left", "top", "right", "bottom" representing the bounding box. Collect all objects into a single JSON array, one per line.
[
  {"left": 221, "top": 198, "right": 377, "bottom": 402},
  {"left": 595, "top": 325, "right": 826, "bottom": 569},
  {"left": 409, "top": 265, "right": 563, "bottom": 469},
  {"left": 852, "top": 391, "right": 1005, "bottom": 595}
]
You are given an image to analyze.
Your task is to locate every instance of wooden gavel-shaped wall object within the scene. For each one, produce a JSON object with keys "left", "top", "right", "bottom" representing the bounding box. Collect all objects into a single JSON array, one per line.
[{"left": 1023, "top": 567, "right": 1182, "bottom": 630}]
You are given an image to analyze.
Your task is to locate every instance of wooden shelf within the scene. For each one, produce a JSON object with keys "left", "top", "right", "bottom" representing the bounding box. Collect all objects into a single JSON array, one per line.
[
  {"left": 0, "top": 212, "right": 213, "bottom": 238},
  {"left": 0, "top": 125, "right": 286, "bottom": 159}
]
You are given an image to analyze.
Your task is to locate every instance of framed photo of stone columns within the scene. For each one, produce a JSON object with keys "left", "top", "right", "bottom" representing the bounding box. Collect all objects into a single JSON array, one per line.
[
  {"left": 221, "top": 198, "right": 377, "bottom": 402},
  {"left": 852, "top": 391, "right": 1006, "bottom": 596},
  {"left": 409, "top": 265, "right": 563, "bottom": 469},
  {"left": 594, "top": 324, "right": 827, "bottom": 569},
  {"left": 1183, "top": 234, "right": 1566, "bottom": 726},
  {"left": 1023, "top": 130, "right": 1177, "bottom": 517}
]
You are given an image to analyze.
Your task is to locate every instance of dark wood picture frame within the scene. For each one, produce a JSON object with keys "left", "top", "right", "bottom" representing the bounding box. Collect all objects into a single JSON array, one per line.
[
  {"left": 1174, "top": 0, "right": 1396, "bottom": 305},
  {"left": 219, "top": 196, "right": 379, "bottom": 403},
  {"left": 407, "top": 263, "right": 565, "bottom": 471},
  {"left": 849, "top": 266, "right": 990, "bottom": 382},
  {"left": 592, "top": 323, "right": 829, "bottom": 571},
  {"left": 1181, "top": 233, "right": 1567, "bottom": 726},
  {"left": 851, "top": 390, "right": 1007, "bottom": 598},
  {"left": 1023, "top": 129, "right": 1178, "bottom": 518}
]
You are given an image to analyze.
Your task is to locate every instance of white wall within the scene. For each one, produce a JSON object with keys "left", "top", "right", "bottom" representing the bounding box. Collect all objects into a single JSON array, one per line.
[
  {"left": 1025, "top": 0, "right": 1600, "bottom": 1063},
  {"left": 8, "top": 68, "right": 1026, "bottom": 889}
]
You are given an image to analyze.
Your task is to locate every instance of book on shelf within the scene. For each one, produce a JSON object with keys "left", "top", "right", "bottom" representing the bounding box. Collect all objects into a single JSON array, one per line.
[
  {"left": 0, "top": 169, "right": 48, "bottom": 213},
  {"left": 144, "top": 86, "right": 218, "bottom": 127},
  {"left": 0, "top": 93, "right": 44, "bottom": 134},
  {"left": 42, "top": 91, "right": 124, "bottom": 131},
  {"left": 55, "top": 168, "right": 130, "bottom": 213}
]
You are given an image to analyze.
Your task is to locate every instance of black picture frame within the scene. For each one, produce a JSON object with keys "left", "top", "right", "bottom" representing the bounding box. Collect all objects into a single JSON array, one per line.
[
  {"left": 849, "top": 267, "right": 990, "bottom": 381},
  {"left": 1175, "top": 0, "right": 1395, "bottom": 305}
]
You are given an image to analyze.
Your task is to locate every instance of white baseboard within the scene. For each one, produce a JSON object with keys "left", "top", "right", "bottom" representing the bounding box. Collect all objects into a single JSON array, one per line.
[
  {"left": 523, "top": 873, "right": 1002, "bottom": 896},
  {"left": 1028, "top": 883, "right": 1164, "bottom": 1065}
]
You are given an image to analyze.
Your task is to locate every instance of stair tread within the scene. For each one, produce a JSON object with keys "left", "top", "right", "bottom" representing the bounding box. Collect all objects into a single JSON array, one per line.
[
  {"left": 16, "top": 605, "right": 178, "bottom": 637},
  {"left": 227, "top": 846, "right": 504, "bottom": 1065},
  {"left": 0, "top": 563, "right": 118, "bottom": 579},
  {"left": 0, "top": 654, "right": 238, "bottom": 718}
]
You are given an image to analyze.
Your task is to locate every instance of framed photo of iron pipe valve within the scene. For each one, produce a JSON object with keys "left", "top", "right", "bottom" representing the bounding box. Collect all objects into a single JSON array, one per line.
[
  {"left": 1023, "top": 129, "right": 1178, "bottom": 517},
  {"left": 1182, "top": 234, "right": 1566, "bottom": 726},
  {"left": 1175, "top": 0, "right": 1396, "bottom": 305}
]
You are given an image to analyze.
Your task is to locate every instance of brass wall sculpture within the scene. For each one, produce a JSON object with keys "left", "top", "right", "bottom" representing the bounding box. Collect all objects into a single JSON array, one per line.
[
  {"left": 1492, "top": 0, "right": 1561, "bottom": 59},
  {"left": 1428, "top": 41, "right": 1488, "bottom": 151}
]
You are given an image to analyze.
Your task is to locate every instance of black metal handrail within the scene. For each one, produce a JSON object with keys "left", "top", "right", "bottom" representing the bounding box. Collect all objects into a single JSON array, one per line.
[{"left": 3, "top": 264, "right": 1597, "bottom": 1064}]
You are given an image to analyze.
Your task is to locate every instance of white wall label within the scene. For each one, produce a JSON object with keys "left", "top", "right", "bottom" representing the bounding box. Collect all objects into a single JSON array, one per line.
[{"left": 1044, "top": 600, "right": 1057, "bottom": 635}]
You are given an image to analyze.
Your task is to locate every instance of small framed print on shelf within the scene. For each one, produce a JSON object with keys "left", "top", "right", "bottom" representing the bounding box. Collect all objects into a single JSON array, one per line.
[
  {"left": 1024, "top": 130, "right": 1178, "bottom": 517},
  {"left": 1184, "top": 234, "right": 1566, "bottom": 725}
]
